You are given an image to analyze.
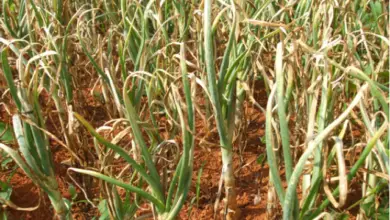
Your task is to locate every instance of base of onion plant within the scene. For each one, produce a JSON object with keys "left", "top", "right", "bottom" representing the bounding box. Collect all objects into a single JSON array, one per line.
[{"left": 1, "top": 143, "right": 70, "bottom": 220}]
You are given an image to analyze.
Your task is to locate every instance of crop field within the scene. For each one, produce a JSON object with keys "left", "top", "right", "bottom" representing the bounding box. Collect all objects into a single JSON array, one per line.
[{"left": 0, "top": 0, "right": 389, "bottom": 219}]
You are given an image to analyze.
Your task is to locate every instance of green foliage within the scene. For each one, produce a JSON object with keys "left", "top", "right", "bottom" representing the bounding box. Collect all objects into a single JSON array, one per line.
[
  {"left": 0, "top": 123, "right": 13, "bottom": 144},
  {"left": 256, "top": 153, "right": 266, "bottom": 165},
  {"left": 0, "top": 181, "right": 12, "bottom": 202},
  {"left": 97, "top": 200, "right": 110, "bottom": 220},
  {"left": 68, "top": 184, "right": 78, "bottom": 201}
]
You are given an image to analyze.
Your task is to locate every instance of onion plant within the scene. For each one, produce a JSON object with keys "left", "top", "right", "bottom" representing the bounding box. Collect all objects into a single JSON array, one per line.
[
  {"left": 252, "top": 1, "right": 389, "bottom": 219},
  {"left": 0, "top": 0, "right": 388, "bottom": 219},
  {"left": 1, "top": 50, "right": 70, "bottom": 219},
  {"left": 69, "top": 43, "right": 195, "bottom": 220},
  {"left": 203, "top": 0, "right": 241, "bottom": 219},
  {"left": 64, "top": 1, "right": 195, "bottom": 219}
]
